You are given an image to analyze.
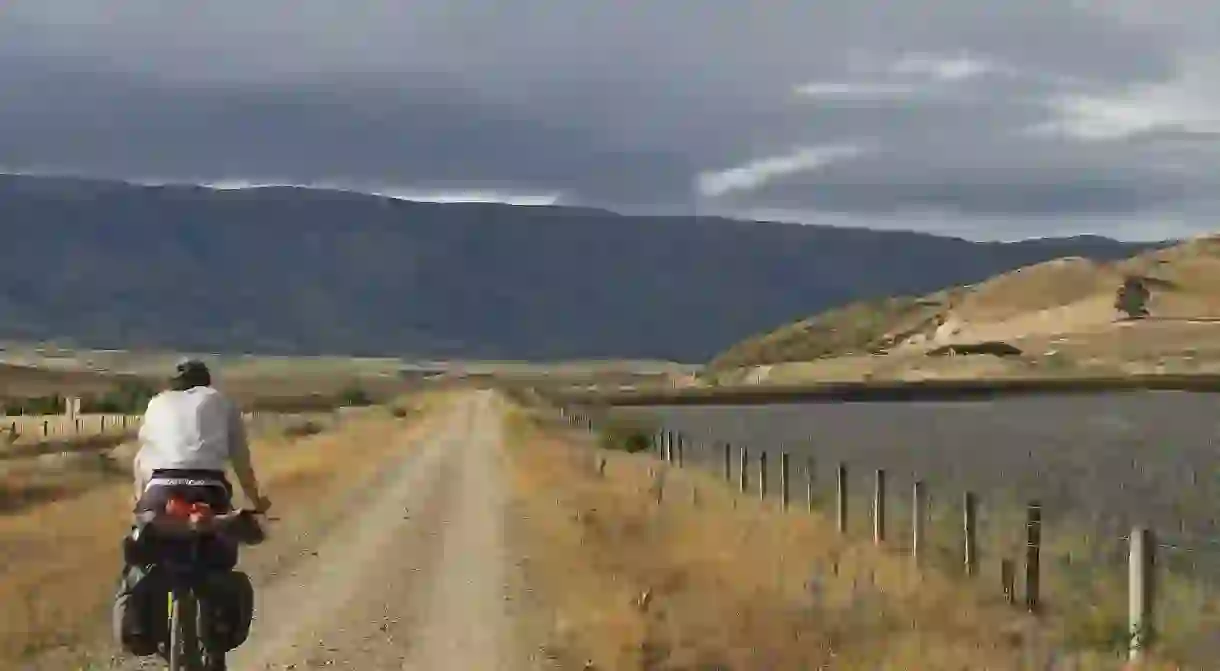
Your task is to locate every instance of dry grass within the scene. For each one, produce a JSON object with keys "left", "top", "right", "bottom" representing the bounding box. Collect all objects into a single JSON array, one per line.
[
  {"left": 0, "top": 393, "right": 433, "bottom": 667},
  {"left": 503, "top": 406, "right": 1180, "bottom": 670},
  {"left": 0, "top": 364, "right": 131, "bottom": 398},
  {"left": 708, "top": 295, "right": 948, "bottom": 372},
  {"left": 710, "top": 321, "right": 1220, "bottom": 385},
  {"left": 0, "top": 411, "right": 348, "bottom": 516},
  {"left": 866, "top": 480, "right": 1220, "bottom": 666},
  {"left": 0, "top": 452, "right": 127, "bottom": 514}
]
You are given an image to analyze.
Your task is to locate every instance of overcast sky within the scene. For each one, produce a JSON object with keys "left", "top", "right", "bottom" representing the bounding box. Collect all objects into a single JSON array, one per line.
[{"left": 1, "top": 1, "right": 1218, "bottom": 241}]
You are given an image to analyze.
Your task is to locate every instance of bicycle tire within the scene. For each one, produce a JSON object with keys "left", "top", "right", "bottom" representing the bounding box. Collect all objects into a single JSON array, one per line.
[
  {"left": 200, "top": 592, "right": 226, "bottom": 671},
  {"left": 168, "top": 589, "right": 201, "bottom": 671},
  {"left": 167, "top": 590, "right": 182, "bottom": 670}
]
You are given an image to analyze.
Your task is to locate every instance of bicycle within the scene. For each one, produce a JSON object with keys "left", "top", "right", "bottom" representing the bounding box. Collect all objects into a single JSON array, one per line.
[{"left": 132, "top": 501, "right": 268, "bottom": 671}]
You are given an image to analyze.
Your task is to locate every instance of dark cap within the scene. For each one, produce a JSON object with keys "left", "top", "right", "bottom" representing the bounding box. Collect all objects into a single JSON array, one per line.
[{"left": 171, "top": 358, "right": 212, "bottom": 390}]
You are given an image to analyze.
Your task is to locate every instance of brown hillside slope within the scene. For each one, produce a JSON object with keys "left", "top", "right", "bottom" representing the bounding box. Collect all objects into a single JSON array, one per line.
[{"left": 709, "top": 234, "right": 1220, "bottom": 382}]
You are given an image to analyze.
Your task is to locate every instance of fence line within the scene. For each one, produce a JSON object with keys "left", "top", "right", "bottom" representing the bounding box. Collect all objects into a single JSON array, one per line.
[
  {"left": 552, "top": 405, "right": 1178, "bottom": 664},
  {"left": 2, "top": 408, "right": 354, "bottom": 450}
]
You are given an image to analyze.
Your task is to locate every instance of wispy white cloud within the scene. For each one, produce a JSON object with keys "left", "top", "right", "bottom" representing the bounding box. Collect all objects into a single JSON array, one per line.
[
  {"left": 890, "top": 53, "right": 997, "bottom": 82},
  {"left": 795, "top": 53, "right": 1005, "bottom": 102},
  {"left": 116, "top": 177, "right": 563, "bottom": 206},
  {"left": 696, "top": 144, "right": 871, "bottom": 198},
  {"left": 367, "top": 188, "right": 562, "bottom": 206},
  {"left": 1032, "top": 92, "right": 1220, "bottom": 141},
  {"left": 793, "top": 82, "right": 918, "bottom": 100},
  {"left": 1031, "top": 95, "right": 1175, "bottom": 140},
  {"left": 1028, "top": 55, "right": 1220, "bottom": 141}
]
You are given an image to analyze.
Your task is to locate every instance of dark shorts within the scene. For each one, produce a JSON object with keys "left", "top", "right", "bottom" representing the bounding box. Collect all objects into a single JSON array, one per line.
[
  {"left": 135, "top": 469, "right": 234, "bottom": 515},
  {"left": 127, "top": 469, "right": 238, "bottom": 571}
]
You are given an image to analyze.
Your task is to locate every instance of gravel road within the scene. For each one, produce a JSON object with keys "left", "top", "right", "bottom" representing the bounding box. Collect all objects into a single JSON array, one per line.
[{"left": 110, "top": 390, "right": 527, "bottom": 671}]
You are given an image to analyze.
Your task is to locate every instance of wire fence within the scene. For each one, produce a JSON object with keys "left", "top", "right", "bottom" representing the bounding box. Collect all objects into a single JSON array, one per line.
[
  {"left": 554, "top": 403, "right": 1220, "bottom": 667},
  {"left": 0, "top": 407, "right": 362, "bottom": 458}
]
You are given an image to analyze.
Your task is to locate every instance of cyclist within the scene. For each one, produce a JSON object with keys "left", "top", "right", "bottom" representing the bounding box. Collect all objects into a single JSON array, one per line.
[
  {"left": 115, "top": 358, "right": 270, "bottom": 660},
  {"left": 131, "top": 358, "right": 270, "bottom": 516}
]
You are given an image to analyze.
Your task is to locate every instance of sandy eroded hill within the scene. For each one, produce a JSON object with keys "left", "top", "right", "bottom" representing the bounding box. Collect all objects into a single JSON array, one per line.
[{"left": 709, "top": 234, "right": 1220, "bottom": 383}]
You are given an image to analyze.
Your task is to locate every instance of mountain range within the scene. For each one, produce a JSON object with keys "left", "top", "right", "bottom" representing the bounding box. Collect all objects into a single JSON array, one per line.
[{"left": 0, "top": 174, "right": 1161, "bottom": 361}]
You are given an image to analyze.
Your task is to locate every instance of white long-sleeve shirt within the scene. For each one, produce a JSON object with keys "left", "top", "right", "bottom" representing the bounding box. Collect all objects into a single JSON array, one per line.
[{"left": 135, "top": 386, "right": 250, "bottom": 475}]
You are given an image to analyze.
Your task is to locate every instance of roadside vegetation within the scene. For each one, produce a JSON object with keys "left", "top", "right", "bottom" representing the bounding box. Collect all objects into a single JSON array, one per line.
[
  {"left": 595, "top": 415, "right": 658, "bottom": 454},
  {"left": 503, "top": 400, "right": 1182, "bottom": 669},
  {"left": 2, "top": 379, "right": 159, "bottom": 416}
]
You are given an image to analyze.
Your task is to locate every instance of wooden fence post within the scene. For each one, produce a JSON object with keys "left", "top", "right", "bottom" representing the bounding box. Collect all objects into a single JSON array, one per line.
[
  {"left": 1001, "top": 559, "right": 1016, "bottom": 605},
  {"left": 1025, "top": 501, "right": 1042, "bottom": 613},
  {"left": 780, "top": 452, "right": 790, "bottom": 510},
  {"left": 1129, "top": 526, "right": 1155, "bottom": 661},
  {"left": 758, "top": 452, "right": 768, "bottom": 502},
  {"left": 963, "top": 491, "right": 978, "bottom": 577},
  {"left": 836, "top": 463, "right": 848, "bottom": 534},
  {"left": 806, "top": 457, "right": 816, "bottom": 512},
  {"left": 912, "top": 480, "right": 925, "bottom": 564},
  {"left": 723, "top": 443, "right": 731, "bottom": 483},
  {"left": 873, "top": 469, "right": 887, "bottom": 544},
  {"left": 676, "top": 434, "right": 684, "bottom": 468},
  {"left": 739, "top": 446, "right": 748, "bottom": 494}
]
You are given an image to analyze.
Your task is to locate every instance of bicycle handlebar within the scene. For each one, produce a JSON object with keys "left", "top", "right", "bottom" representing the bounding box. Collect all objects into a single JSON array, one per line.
[{"left": 136, "top": 507, "right": 273, "bottom": 544}]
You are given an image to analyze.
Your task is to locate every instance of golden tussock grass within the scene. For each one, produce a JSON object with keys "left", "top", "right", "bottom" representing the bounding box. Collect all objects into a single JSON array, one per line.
[
  {"left": 502, "top": 406, "right": 1180, "bottom": 670},
  {"left": 0, "top": 394, "right": 434, "bottom": 667}
]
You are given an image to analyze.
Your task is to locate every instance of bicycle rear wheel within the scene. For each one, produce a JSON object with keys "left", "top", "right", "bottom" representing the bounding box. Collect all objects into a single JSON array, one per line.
[{"left": 168, "top": 589, "right": 200, "bottom": 671}]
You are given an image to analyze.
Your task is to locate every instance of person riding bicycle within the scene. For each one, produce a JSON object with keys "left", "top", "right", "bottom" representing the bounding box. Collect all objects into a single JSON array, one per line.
[
  {"left": 132, "top": 358, "right": 271, "bottom": 516},
  {"left": 115, "top": 358, "right": 270, "bottom": 660}
]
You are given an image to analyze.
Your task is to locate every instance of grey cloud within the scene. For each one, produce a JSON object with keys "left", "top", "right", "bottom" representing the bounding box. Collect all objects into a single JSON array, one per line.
[
  {"left": 0, "top": 0, "right": 1218, "bottom": 239},
  {"left": 719, "top": 125, "right": 1219, "bottom": 217},
  {"left": 0, "top": 65, "right": 699, "bottom": 203},
  {"left": 1123, "top": 128, "right": 1220, "bottom": 144}
]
